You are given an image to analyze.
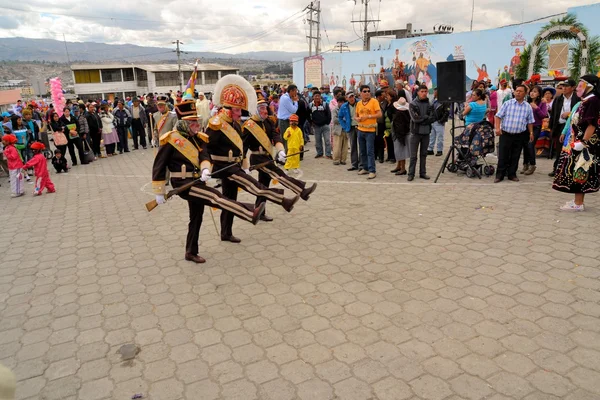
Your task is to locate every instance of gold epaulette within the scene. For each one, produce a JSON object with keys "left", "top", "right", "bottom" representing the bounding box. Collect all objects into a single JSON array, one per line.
[
  {"left": 208, "top": 116, "right": 222, "bottom": 131},
  {"left": 196, "top": 132, "right": 209, "bottom": 143},
  {"left": 159, "top": 130, "right": 174, "bottom": 147}
]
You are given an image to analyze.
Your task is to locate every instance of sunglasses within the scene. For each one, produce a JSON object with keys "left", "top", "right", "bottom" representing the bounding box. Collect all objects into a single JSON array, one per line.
[{"left": 362, "top": 90, "right": 370, "bottom": 93}]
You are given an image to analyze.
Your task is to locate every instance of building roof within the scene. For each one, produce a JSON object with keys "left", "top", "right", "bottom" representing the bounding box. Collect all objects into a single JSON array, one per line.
[
  {"left": 0, "top": 89, "right": 22, "bottom": 106},
  {"left": 71, "top": 63, "right": 238, "bottom": 72}
]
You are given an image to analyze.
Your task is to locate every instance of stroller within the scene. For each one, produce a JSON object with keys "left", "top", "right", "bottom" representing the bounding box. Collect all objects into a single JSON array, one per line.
[{"left": 447, "top": 121, "right": 496, "bottom": 178}]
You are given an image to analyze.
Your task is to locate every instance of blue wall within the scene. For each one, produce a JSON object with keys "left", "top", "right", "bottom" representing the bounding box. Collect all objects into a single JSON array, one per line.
[{"left": 293, "top": 3, "right": 600, "bottom": 92}]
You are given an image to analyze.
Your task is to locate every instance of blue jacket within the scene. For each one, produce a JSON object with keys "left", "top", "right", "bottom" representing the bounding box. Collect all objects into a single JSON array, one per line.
[{"left": 338, "top": 102, "right": 352, "bottom": 132}]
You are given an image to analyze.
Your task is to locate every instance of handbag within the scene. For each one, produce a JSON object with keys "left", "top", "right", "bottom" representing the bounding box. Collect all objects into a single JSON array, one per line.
[
  {"left": 82, "top": 139, "right": 95, "bottom": 164},
  {"left": 52, "top": 126, "right": 68, "bottom": 146}
]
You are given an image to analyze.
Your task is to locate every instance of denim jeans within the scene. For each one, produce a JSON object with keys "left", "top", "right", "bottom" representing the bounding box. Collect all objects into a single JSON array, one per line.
[
  {"left": 428, "top": 122, "right": 445, "bottom": 152},
  {"left": 278, "top": 119, "right": 290, "bottom": 152},
  {"left": 358, "top": 129, "right": 376, "bottom": 173},
  {"left": 348, "top": 126, "right": 361, "bottom": 169},
  {"left": 313, "top": 124, "right": 332, "bottom": 157}
]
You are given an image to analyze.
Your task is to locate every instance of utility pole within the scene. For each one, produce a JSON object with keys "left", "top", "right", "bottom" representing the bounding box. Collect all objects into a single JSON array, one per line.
[
  {"left": 333, "top": 42, "right": 350, "bottom": 53},
  {"left": 350, "top": 0, "right": 380, "bottom": 51},
  {"left": 172, "top": 40, "right": 184, "bottom": 92},
  {"left": 62, "top": 34, "right": 71, "bottom": 64},
  {"left": 305, "top": 2, "right": 321, "bottom": 56},
  {"left": 470, "top": 0, "right": 475, "bottom": 32}
]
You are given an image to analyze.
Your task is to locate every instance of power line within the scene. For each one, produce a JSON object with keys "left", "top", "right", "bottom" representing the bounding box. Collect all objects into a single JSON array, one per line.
[
  {"left": 4, "top": 5, "right": 250, "bottom": 28},
  {"left": 306, "top": 1, "right": 321, "bottom": 56},
  {"left": 350, "top": 0, "right": 380, "bottom": 51},
  {"left": 333, "top": 42, "right": 351, "bottom": 53}
]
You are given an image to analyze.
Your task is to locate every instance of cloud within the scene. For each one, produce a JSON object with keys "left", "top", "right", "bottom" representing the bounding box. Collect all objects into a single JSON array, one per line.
[{"left": 0, "top": 0, "right": 596, "bottom": 55}]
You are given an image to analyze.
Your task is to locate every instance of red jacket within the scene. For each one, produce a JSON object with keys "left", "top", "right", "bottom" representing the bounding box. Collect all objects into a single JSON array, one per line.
[
  {"left": 4, "top": 145, "right": 23, "bottom": 170},
  {"left": 23, "top": 153, "right": 49, "bottom": 177}
]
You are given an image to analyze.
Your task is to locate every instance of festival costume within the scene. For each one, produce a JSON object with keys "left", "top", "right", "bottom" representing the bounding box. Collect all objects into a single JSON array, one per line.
[
  {"left": 3, "top": 136, "right": 25, "bottom": 196},
  {"left": 23, "top": 143, "right": 55, "bottom": 195},
  {"left": 552, "top": 92, "right": 600, "bottom": 194},
  {"left": 207, "top": 75, "right": 299, "bottom": 240},
  {"left": 243, "top": 98, "right": 316, "bottom": 214},
  {"left": 153, "top": 95, "right": 178, "bottom": 145},
  {"left": 152, "top": 97, "right": 262, "bottom": 261},
  {"left": 284, "top": 124, "right": 304, "bottom": 170}
]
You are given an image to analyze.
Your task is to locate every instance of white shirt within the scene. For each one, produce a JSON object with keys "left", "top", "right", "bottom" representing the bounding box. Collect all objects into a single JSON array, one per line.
[
  {"left": 559, "top": 94, "right": 573, "bottom": 124},
  {"left": 497, "top": 88, "right": 513, "bottom": 110}
]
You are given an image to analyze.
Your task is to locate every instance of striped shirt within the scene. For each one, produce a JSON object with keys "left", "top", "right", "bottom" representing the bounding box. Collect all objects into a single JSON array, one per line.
[{"left": 496, "top": 98, "right": 534, "bottom": 134}]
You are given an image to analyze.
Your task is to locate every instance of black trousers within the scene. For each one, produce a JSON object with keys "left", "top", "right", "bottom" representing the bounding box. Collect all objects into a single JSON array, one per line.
[
  {"left": 523, "top": 125, "right": 541, "bottom": 166},
  {"left": 67, "top": 137, "right": 84, "bottom": 166},
  {"left": 250, "top": 154, "right": 307, "bottom": 208},
  {"left": 385, "top": 135, "right": 395, "bottom": 161},
  {"left": 90, "top": 131, "right": 101, "bottom": 156},
  {"left": 177, "top": 182, "right": 255, "bottom": 254},
  {"left": 131, "top": 119, "right": 146, "bottom": 149},
  {"left": 216, "top": 163, "right": 287, "bottom": 238},
  {"left": 408, "top": 133, "right": 430, "bottom": 177},
  {"left": 497, "top": 131, "right": 527, "bottom": 179},
  {"left": 116, "top": 126, "right": 129, "bottom": 152},
  {"left": 551, "top": 123, "right": 566, "bottom": 171},
  {"left": 375, "top": 123, "right": 386, "bottom": 162}
]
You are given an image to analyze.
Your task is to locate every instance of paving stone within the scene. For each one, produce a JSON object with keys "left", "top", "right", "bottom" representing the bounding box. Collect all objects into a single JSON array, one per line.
[{"left": 410, "top": 374, "right": 453, "bottom": 400}]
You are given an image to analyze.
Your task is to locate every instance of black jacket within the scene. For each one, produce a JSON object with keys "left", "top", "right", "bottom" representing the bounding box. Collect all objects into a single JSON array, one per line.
[
  {"left": 549, "top": 93, "right": 580, "bottom": 137},
  {"left": 409, "top": 97, "right": 434, "bottom": 135},
  {"left": 86, "top": 111, "right": 102, "bottom": 135},
  {"left": 309, "top": 102, "right": 331, "bottom": 127}
]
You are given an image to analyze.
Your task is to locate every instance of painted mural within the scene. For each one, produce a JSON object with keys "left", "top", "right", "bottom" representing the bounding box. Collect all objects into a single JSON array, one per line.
[{"left": 293, "top": 3, "right": 600, "bottom": 93}]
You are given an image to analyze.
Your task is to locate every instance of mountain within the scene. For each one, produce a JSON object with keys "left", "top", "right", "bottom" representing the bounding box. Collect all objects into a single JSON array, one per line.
[{"left": 0, "top": 37, "right": 306, "bottom": 63}]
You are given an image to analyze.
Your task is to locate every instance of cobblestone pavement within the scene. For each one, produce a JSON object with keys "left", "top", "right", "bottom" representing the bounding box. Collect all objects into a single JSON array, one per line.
[{"left": 1, "top": 132, "right": 599, "bottom": 400}]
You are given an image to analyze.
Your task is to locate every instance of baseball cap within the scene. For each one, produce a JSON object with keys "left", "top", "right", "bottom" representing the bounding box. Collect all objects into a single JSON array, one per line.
[{"left": 564, "top": 79, "right": 577, "bottom": 87}]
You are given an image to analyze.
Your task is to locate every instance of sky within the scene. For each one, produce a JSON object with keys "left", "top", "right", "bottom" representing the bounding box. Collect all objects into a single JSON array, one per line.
[{"left": 0, "top": 0, "right": 598, "bottom": 55}]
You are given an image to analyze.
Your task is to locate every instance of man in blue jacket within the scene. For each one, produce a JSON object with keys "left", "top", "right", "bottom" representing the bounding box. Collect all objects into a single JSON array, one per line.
[{"left": 338, "top": 91, "right": 361, "bottom": 170}]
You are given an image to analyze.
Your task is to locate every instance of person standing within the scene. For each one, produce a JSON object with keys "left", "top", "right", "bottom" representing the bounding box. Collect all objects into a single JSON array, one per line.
[
  {"left": 388, "top": 91, "right": 411, "bottom": 176},
  {"left": 552, "top": 75, "right": 600, "bottom": 211},
  {"left": 195, "top": 92, "right": 211, "bottom": 130},
  {"left": 85, "top": 104, "right": 102, "bottom": 158},
  {"left": 521, "top": 85, "right": 548, "bottom": 175},
  {"left": 428, "top": 88, "right": 449, "bottom": 157},
  {"left": 496, "top": 79, "right": 513, "bottom": 111},
  {"left": 277, "top": 84, "right": 299, "bottom": 150},
  {"left": 309, "top": 91, "right": 332, "bottom": 159},
  {"left": 375, "top": 89, "right": 387, "bottom": 163},
  {"left": 59, "top": 107, "right": 83, "bottom": 166},
  {"left": 407, "top": 85, "right": 435, "bottom": 181},
  {"left": 145, "top": 94, "right": 159, "bottom": 146},
  {"left": 113, "top": 101, "right": 131, "bottom": 153},
  {"left": 130, "top": 98, "right": 147, "bottom": 150},
  {"left": 494, "top": 84, "right": 535, "bottom": 183},
  {"left": 332, "top": 95, "right": 348, "bottom": 165},
  {"left": 152, "top": 95, "right": 178, "bottom": 147},
  {"left": 356, "top": 84, "right": 382, "bottom": 179},
  {"left": 548, "top": 79, "right": 580, "bottom": 176},
  {"left": 99, "top": 105, "right": 118, "bottom": 156},
  {"left": 339, "top": 91, "right": 362, "bottom": 171}
]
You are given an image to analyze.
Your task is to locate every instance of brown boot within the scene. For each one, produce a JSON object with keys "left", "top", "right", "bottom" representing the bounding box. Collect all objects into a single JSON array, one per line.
[
  {"left": 282, "top": 194, "right": 300, "bottom": 212},
  {"left": 524, "top": 165, "right": 536, "bottom": 175},
  {"left": 395, "top": 160, "right": 407, "bottom": 175},
  {"left": 300, "top": 183, "right": 317, "bottom": 201},
  {"left": 185, "top": 253, "right": 206, "bottom": 264},
  {"left": 252, "top": 203, "right": 265, "bottom": 225}
]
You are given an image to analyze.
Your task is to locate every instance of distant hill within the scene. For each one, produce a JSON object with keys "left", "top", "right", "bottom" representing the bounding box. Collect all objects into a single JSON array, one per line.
[{"left": 0, "top": 38, "right": 306, "bottom": 63}]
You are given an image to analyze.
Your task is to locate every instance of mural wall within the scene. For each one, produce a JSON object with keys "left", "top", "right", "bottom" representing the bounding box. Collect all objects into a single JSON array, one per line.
[{"left": 293, "top": 3, "right": 600, "bottom": 93}]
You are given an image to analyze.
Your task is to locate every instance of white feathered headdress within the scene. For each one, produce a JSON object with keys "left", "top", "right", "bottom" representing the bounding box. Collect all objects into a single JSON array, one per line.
[{"left": 213, "top": 74, "right": 257, "bottom": 113}]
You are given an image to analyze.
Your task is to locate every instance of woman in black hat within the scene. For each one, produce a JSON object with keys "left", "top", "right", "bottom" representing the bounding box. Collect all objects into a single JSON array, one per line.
[{"left": 552, "top": 74, "right": 600, "bottom": 211}]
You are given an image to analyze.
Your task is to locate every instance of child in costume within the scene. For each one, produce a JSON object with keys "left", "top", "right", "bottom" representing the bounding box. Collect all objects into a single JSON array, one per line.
[
  {"left": 2, "top": 134, "right": 25, "bottom": 197},
  {"left": 51, "top": 149, "right": 69, "bottom": 173},
  {"left": 283, "top": 114, "right": 304, "bottom": 173},
  {"left": 23, "top": 142, "right": 55, "bottom": 195}
]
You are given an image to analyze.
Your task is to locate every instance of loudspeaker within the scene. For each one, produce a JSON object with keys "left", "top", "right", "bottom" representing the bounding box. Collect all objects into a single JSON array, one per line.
[{"left": 436, "top": 60, "right": 466, "bottom": 103}]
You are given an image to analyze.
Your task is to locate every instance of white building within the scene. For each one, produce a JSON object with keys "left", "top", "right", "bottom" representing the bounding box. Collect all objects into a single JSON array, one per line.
[{"left": 71, "top": 63, "right": 239, "bottom": 101}]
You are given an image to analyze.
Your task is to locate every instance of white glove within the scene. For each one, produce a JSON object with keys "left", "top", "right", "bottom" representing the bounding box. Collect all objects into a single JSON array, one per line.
[
  {"left": 200, "top": 168, "right": 211, "bottom": 182},
  {"left": 573, "top": 141, "right": 585, "bottom": 151},
  {"left": 243, "top": 168, "right": 251, "bottom": 175},
  {"left": 152, "top": 139, "right": 158, "bottom": 147},
  {"left": 155, "top": 194, "right": 166, "bottom": 204},
  {"left": 277, "top": 150, "right": 287, "bottom": 163}
]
